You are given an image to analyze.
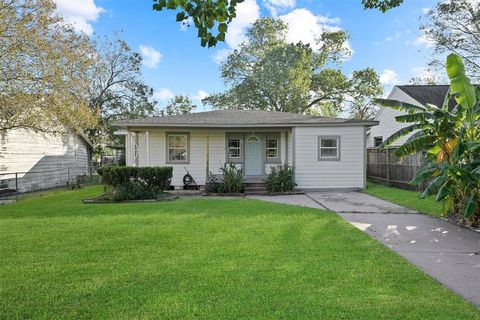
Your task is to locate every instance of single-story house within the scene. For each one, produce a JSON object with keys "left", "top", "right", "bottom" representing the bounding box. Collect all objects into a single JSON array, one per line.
[
  {"left": 367, "top": 85, "right": 453, "bottom": 148},
  {"left": 0, "top": 129, "right": 92, "bottom": 193},
  {"left": 113, "top": 110, "right": 378, "bottom": 191}
]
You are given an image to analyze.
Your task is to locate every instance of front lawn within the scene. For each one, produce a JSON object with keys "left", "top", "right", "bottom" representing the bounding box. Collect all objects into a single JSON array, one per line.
[
  {"left": 364, "top": 182, "right": 444, "bottom": 217},
  {"left": 1, "top": 186, "right": 478, "bottom": 319}
]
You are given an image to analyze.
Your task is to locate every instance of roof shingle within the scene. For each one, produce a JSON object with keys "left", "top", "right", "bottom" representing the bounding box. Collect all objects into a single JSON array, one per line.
[{"left": 112, "top": 110, "right": 377, "bottom": 128}]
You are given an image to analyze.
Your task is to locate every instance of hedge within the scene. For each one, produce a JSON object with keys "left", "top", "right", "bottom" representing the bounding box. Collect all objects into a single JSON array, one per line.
[{"left": 97, "top": 166, "right": 173, "bottom": 200}]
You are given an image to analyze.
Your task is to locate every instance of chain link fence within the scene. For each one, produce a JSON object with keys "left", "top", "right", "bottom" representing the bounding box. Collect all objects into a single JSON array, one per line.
[{"left": 0, "top": 166, "right": 99, "bottom": 202}]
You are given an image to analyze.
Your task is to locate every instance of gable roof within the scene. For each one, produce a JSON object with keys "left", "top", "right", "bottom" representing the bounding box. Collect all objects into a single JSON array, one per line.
[
  {"left": 396, "top": 85, "right": 456, "bottom": 110},
  {"left": 112, "top": 110, "right": 378, "bottom": 128}
]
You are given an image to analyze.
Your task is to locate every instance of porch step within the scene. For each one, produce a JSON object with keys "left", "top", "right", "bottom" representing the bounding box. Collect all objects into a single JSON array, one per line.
[{"left": 244, "top": 181, "right": 268, "bottom": 195}]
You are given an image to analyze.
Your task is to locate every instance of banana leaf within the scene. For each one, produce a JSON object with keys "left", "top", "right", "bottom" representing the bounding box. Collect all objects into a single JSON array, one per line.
[
  {"left": 379, "top": 124, "right": 421, "bottom": 148},
  {"left": 394, "top": 135, "right": 436, "bottom": 157},
  {"left": 375, "top": 98, "right": 426, "bottom": 112},
  {"left": 395, "top": 112, "right": 432, "bottom": 123},
  {"left": 464, "top": 192, "right": 478, "bottom": 218},
  {"left": 421, "top": 175, "right": 446, "bottom": 199},
  {"left": 446, "top": 53, "right": 477, "bottom": 110}
]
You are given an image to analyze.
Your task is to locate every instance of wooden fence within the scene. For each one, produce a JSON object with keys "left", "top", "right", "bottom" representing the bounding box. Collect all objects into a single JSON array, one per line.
[{"left": 367, "top": 148, "right": 426, "bottom": 191}]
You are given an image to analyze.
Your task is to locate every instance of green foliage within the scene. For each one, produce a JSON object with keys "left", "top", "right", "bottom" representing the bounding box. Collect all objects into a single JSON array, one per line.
[
  {"left": 376, "top": 53, "right": 480, "bottom": 226},
  {"left": 207, "top": 163, "right": 244, "bottom": 193},
  {"left": 361, "top": 0, "right": 404, "bottom": 12},
  {"left": 219, "top": 163, "right": 244, "bottom": 193},
  {"left": 421, "top": 0, "right": 480, "bottom": 83},
  {"left": 266, "top": 164, "right": 295, "bottom": 193},
  {"left": 152, "top": 0, "right": 404, "bottom": 47},
  {"left": 204, "top": 18, "right": 382, "bottom": 117},
  {"left": 97, "top": 165, "right": 173, "bottom": 200},
  {"left": 162, "top": 94, "right": 197, "bottom": 116}
]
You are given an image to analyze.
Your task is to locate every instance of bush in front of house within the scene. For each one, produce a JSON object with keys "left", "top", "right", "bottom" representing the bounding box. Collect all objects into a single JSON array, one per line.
[
  {"left": 207, "top": 163, "right": 244, "bottom": 194},
  {"left": 266, "top": 164, "right": 295, "bottom": 193},
  {"left": 97, "top": 165, "right": 173, "bottom": 201}
]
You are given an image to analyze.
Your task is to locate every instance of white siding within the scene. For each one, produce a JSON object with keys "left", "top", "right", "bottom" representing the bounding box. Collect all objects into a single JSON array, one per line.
[
  {"left": 294, "top": 126, "right": 366, "bottom": 190},
  {"left": 125, "top": 128, "right": 293, "bottom": 187},
  {"left": 0, "top": 129, "right": 90, "bottom": 192},
  {"left": 367, "top": 87, "right": 422, "bottom": 147}
]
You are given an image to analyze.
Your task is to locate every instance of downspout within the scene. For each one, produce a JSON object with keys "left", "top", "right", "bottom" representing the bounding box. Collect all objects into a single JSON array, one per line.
[
  {"left": 292, "top": 127, "right": 296, "bottom": 186},
  {"left": 205, "top": 131, "right": 210, "bottom": 186}
]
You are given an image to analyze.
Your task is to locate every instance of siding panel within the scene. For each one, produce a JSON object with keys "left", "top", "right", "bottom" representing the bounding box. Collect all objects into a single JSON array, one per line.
[
  {"left": 0, "top": 129, "right": 90, "bottom": 192},
  {"left": 294, "top": 126, "right": 365, "bottom": 190}
]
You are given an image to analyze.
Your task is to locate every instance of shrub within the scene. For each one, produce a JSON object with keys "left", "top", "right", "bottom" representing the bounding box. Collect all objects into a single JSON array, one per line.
[
  {"left": 97, "top": 166, "right": 173, "bottom": 201},
  {"left": 266, "top": 164, "right": 295, "bottom": 193},
  {"left": 207, "top": 163, "right": 244, "bottom": 194}
]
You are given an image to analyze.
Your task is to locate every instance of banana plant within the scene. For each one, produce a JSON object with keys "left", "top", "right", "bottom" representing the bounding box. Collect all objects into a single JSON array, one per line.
[{"left": 374, "top": 53, "right": 480, "bottom": 223}]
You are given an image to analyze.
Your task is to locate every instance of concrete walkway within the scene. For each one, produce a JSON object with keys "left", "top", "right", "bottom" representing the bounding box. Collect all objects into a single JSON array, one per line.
[{"left": 248, "top": 191, "right": 480, "bottom": 307}]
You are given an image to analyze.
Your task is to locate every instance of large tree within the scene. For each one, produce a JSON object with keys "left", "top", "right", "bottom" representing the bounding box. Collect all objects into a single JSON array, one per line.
[
  {"left": 421, "top": 0, "right": 480, "bottom": 81},
  {"left": 152, "top": 0, "right": 404, "bottom": 47},
  {"left": 204, "top": 18, "right": 382, "bottom": 117},
  {"left": 0, "top": 0, "right": 96, "bottom": 133},
  {"left": 87, "top": 35, "right": 159, "bottom": 151},
  {"left": 161, "top": 95, "right": 197, "bottom": 116}
]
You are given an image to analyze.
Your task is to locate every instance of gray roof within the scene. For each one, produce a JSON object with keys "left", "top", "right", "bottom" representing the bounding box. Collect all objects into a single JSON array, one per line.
[
  {"left": 112, "top": 110, "right": 378, "bottom": 128},
  {"left": 397, "top": 85, "right": 456, "bottom": 110}
]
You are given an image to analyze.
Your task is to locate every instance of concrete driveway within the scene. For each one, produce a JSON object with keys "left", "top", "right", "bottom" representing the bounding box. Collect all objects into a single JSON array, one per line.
[
  {"left": 306, "top": 191, "right": 480, "bottom": 307},
  {"left": 249, "top": 191, "right": 480, "bottom": 307}
]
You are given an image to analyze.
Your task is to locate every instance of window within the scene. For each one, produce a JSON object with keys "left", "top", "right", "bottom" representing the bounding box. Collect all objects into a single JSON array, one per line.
[
  {"left": 374, "top": 136, "right": 383, "bottom": 147},
  {"left": 266, "top": 133, "right": 280, "bottom": 163},
  {"left": 167, "top": 133, "right": 188, "bottom": 163},
  {"left": 266, "top": 139, "right": 278, "bottom": 158},
  {"left": 227, "top": 133, "right": 243, "bottom": 163},
  {"left": 228, "top": 139, "right": 241, "bottom": 158},
  {"left": 247, "top": 135, "right": 260, "bottom": 143},
  {"left": 318, "top": 136, "right": 340, "bottom": 160}
]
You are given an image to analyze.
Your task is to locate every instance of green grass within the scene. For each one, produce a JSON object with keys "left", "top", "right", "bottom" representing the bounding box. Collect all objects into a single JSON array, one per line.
[
  {"left": 364, "top": 182, "right": 444, "bottom": 217},
  {"left": 1, "top": 186, "right": 478, "bottom": 319}
]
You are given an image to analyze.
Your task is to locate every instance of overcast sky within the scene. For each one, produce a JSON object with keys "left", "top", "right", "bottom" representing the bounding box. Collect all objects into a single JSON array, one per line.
[{"left": 53, "top": 0, "right": 439, "bottom": 111}]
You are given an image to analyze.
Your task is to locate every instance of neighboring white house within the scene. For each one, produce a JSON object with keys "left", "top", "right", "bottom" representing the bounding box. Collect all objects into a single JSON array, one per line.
[
  {"left": 367, "top": 85, "right": 452, "bottom": 148},
  {"left": 112, "top": 110, "right": 378, "bottom": 191},
  {"left": 0, "top": 129, "right": 92, "bottom": 193}
]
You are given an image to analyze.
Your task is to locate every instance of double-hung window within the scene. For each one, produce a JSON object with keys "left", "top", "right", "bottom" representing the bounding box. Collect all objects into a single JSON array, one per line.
[
  {"left": 266, "top": 134, "right": 280, "bottom": 163},
  {"left": 228, "top": 139, "right": 241, "bottom": 158},
  {"left": 227, "top": 134, "right": 242, "bottom": 163},
  {"left": 167, "top": 133, "right": 189, "bottom": 163},
  {"left": 318, "top": 136, "right": 340, "bottom": 160}
]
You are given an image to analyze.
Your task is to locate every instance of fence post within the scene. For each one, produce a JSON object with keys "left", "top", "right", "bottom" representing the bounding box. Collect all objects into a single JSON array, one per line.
[
  {"left": 15, "top": 173, "right": 18, "bottom": 201},
  {"left": 386, "top": 148, "right": 390, "bottom": 186}
]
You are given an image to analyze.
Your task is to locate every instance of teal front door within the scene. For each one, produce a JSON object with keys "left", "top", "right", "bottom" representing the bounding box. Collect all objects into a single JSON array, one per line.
[{"left": 245, "top": 134, "right": 263, "bottom": 176}]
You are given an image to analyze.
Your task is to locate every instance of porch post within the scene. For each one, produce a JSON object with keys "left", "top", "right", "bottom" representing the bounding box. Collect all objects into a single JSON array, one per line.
[
  {"left": 146, "top": 131, "right": 150, "bottom": 166},
  {"left": 205, "top": 131, "right": 210, "bottom": 185}
]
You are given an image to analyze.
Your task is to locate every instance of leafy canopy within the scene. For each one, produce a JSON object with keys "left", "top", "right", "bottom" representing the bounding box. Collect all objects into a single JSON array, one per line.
[
  {"left": 152, "top": 0, "right": 404, "bottom": 47},
  {"left": 161, "top": 95, "right": 197, "bottom": 116},
  {"left": 204, "top": 18, "right": 382, "bottom": 117},
  {"left": 0, "top": 0, "right": 97, "bottom": 133},
  {"left": 421, "top": 0, "right": 480, "bottom": 82}
]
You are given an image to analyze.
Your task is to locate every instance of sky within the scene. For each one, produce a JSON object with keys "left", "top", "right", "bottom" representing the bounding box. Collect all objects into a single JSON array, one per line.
[{"left": 53, "top": 0, "right": 440, "bottom": 111}]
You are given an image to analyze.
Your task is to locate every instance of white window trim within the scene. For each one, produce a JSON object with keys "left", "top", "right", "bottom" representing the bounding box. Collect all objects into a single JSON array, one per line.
[
  {"left": 318, "top": 136, "right": 341, "bottom": 161},
  {"left": 166, "top": 132, "right": 190, "bottom": 164},
  {"left": 228, "top": 138, "right": 241, "bottom": 159},
  {"left": 226, "top": 133, "right": 244, "bottom": 163},
  {"left": 265, "top": 134, "right": 280, "bottom": 163}
]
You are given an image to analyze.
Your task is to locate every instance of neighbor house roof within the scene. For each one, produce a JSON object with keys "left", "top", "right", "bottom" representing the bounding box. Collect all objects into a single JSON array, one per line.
[
  {"left": 396, "top": 85, "right": 456, "bottom": 110},
  {"left": 112, "top": 110, "right": 378, "bottom": 128}
]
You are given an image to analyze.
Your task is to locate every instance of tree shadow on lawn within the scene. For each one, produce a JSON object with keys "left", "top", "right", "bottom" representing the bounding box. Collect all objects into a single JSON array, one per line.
[{"left": 0, "top": 185, "right": 330, "bottom": 220}]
